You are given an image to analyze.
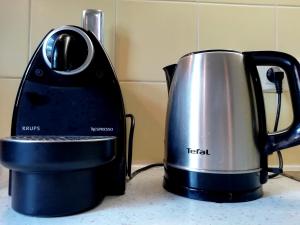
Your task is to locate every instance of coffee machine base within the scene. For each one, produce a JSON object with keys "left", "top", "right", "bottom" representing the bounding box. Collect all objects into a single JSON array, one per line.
[
  {"left": 10, "top": 169, "right": 105, "bottom": 217},
  {"left": 163, "top": 165, "right": 263, "bottom": 202},
  {"left": 0, "top": 136, "right": 118, "bottom": 217}
]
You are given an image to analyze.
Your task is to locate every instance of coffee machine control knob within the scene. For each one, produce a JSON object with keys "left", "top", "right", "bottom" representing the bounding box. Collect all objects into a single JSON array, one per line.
[{"left": 42, "top": 26, "right": 94, "bottom": 75}]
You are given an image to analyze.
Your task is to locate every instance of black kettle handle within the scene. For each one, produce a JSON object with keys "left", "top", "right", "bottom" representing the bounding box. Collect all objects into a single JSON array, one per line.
[{"left": 244, "top": 51, "right": 300, "bottom": 154}]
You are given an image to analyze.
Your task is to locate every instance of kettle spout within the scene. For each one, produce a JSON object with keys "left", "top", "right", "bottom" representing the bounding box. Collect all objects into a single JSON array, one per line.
[{"left": 163, "top": 64, "right": 177, "bottom": 92}]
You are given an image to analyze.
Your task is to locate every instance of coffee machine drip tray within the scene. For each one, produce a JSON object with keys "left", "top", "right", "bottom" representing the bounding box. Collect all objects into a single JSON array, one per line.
[
  {"left": 1, "top": 136, "right": 117, "bottom": 171},
  {"left": 0, "top": 135, "right": 117, "bottom": 216}
]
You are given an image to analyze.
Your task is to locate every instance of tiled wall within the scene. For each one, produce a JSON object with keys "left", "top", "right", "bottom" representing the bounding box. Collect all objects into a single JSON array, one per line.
[{"left": 1, "top": 0, "right": 300, "bottom": 166}]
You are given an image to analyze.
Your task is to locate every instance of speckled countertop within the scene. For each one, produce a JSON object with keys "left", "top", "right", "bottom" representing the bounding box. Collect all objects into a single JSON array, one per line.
[{"left": 0, "top": 167, "right": 300, "bottom": 225}]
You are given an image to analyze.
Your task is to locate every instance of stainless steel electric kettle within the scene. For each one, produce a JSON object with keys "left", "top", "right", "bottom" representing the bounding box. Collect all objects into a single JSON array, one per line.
[{"left": 163, "top": 50, "right": 300, "bottom": 202}]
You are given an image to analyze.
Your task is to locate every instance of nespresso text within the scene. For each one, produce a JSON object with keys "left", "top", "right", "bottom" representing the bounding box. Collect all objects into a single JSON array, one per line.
[
  {"left": 90, "top": 127, "right": 114, "bottom": 132},
  {"left": 187, "top": 148, "right": 210, "bottom": 155}
]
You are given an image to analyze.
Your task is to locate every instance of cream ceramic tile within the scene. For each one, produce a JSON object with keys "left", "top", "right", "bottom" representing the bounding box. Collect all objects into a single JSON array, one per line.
[
  {"left": 269, "top": 146, "right": 300, "bottom": 165},
  {"left": 276, "top": 0, "right": 300, "bottom": 6},
  {"left": 198, "top": 0, "right": 277, "bottom": 5},
  {"left": 30, "top": 0, "right": 115, "bottom": 63},
  {"left": 277, "top": 7, "right": 300, "bottom": 59},
  {"left": 0, "top": 0, "right": 29, "bottom": 78},
  {"left": 145, "top": 0, "right": 197, "bottom": 2},
  {"left": 116, "top": 1, "right": 198, "bottom": 81},
  {"left": 197, "top": 0, "right": 275, "bottom": 5},
  {"left": 280, "top": 146, "right": 300, "bottom": 165},
  {"left": 198, "top": 4, "right": 276, "bottom": 51},
  {"left": 0, "top": 78, "right": 20, "bottom": 138},
  {"left": 120, "top": 82, "right": 168, "bottom": 163},
  {"left": 125, "top": 0, "right": 275, "bottom": 4}
]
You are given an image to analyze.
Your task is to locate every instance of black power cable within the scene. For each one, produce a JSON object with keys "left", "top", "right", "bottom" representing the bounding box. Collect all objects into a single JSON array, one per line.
[
  {"left": 126, "top": 114, "right": 135, "bottom": 177},
  {"left": 266, "top": 67, "right": 284, "bottom": 179},
  {"left": 125, "top": 114, "right": 163, "bottom": 182},
  {"left": 268, "top": 91, "right": 284, "bottom": 178},
  {"left": 127, "top": 163, "right": 164, "bottom": 181},
  {"left": 273, "top": 93, "right": 282, "bottom": 132}
]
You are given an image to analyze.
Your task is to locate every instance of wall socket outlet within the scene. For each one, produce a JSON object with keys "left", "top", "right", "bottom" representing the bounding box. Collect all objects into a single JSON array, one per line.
[{"left": 257, "top": 66, "right": 289, "bottom": 93}]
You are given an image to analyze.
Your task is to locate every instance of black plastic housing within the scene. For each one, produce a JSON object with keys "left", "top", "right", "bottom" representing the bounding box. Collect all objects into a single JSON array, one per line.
[
  {"left": 0, "top": 26, "right": 127, "bottom": 216},
  {"left": 164, "top": 166, "right": 262, "bottom": 202}
]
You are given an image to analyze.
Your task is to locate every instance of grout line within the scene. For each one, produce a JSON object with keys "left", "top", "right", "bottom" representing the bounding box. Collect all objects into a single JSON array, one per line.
[
  {"left": 0, "top": 76, "right": 21, "bottom": 80},
  {"left": 120, "top": 80, "right": 166, "bottom": 84},
  {"left": 115, "top": 0, "right": 119, "bottom": 70},
  {"left": 0, "top": 78, "right": 166, "bottom": 84},
  {"left": 124, "top": 0, "right": 300, "bottom": 7},
  {"left": 27, "top": 0, "right": 32, "bottom": 61},
  {"left": 138, "top": 0, "right": 300, "bottom": 8},
  {"left": 276, "top": 4, "right": 300, "bottom": 8},
  {"left": 140, "top": 0, "right": 278, "bottom": 7},
  {"left": 275, "top": 4, "right": 279, "bottom": 50},
  {"left": 196, "top": 2, "right": 276, "bottom": 8},
  {"left": 198, "top": 2, "right": 273, "bottom": 7},
  {"left": 113, "top": 0, "right": 117, "bottom": 65},
  {"left": 196, "top": 3, "right": 200, "bottom": 50},
  {"left": 138, "top": 0, "right": 197, "bottom": 3},
  {"left": 269, "top": 165, "right": 300, "bottom": 171}
]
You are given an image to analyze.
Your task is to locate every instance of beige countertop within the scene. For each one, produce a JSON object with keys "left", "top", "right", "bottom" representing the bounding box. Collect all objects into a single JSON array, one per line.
[{"left": 0, "top": 167, "right": 300, "bottom": 225}]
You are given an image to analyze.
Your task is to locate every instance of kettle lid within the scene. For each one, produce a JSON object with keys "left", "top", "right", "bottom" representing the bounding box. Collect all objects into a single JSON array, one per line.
[{"left": 180, "top": 49, "right": 242, "bottom": 59}]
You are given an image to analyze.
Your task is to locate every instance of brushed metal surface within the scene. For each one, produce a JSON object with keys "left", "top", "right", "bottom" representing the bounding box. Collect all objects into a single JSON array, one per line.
[
  {"left": 82, "top": 9, "right": 104, "bottom": 45},
  {"left": 165, "top": 51, "right": 261, "bottom": 173}
]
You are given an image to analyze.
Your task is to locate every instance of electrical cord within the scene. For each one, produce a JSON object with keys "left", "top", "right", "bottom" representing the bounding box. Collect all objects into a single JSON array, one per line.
[
  {"left": 127, "top": 163, "right": 164, "bottom": 181},
  {"left": 126, "top": 114, "right": 135, "bottom": 177},
  {"left": 125, "top": 115, "right": 163, "bottom": 182},
  {"left": 268, "top": 92, "right": 283, "bottom": 178},
  {"left": 273, "top": 93, "right": 282, "bottom": 132},
  {"left": 267, "top": 67, "right": 284, "bottom": 179}
]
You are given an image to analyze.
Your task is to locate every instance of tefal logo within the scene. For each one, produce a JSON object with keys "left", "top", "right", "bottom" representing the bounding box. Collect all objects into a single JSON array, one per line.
[{"left": 187, "top": 148, "right": 210, "bottom": 155}]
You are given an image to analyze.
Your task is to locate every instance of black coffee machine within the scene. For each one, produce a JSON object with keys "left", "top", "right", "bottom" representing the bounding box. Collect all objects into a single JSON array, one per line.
[{"left": 0, "top": 10, "right": 134, "bottom": 216}]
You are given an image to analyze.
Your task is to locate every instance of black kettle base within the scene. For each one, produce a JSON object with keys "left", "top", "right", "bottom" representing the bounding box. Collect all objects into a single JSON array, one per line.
[
  {"left": 163, "top": 166, "right": 263, "bottom": 203},
  {"left": 164, "top": 178, "right": 262, "bottom": 203}
]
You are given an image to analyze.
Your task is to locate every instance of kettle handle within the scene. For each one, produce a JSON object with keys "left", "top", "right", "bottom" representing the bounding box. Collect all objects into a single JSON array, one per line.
[{"left": 244, "top": 51, "right": 300, "bottom": 154}]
